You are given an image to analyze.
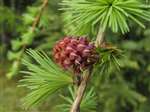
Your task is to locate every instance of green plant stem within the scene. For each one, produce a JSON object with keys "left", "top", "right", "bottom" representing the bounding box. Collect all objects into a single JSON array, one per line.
[{"left": 95, "top": 27, "right": 105, "bottom": 47}]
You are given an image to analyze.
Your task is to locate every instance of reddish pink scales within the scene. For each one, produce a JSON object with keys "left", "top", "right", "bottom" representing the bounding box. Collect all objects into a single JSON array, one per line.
[{"left": 53, "top": 37, "right": 99, "bottom": 73}]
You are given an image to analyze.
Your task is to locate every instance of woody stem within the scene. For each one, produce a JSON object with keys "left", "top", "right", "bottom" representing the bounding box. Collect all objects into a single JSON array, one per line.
[
  {"left": 70, "top": 69, "right": 92, "bottom": 112},
  {"left": 70, "top": 27, "right": 104, "bottom": 112},
  {"left": 95, "top": 27, "right": 105, "bottom": 47}
]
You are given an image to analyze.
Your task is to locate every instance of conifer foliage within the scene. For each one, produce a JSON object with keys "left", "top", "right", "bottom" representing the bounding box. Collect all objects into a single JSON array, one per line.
[
  {"left": 61, "top": 0, "right": 150, "bottom": 34},
  {"left": 19, "top": 0, "right": 150, "bottom": 112},
  {"left": 20, "top": 49, "right": 73, "bottom": 107}
]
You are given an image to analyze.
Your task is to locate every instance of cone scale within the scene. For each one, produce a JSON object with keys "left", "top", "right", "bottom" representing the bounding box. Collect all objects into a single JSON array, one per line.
[{"left": 53, "top": 37, "right": 99, "bottom": 74}]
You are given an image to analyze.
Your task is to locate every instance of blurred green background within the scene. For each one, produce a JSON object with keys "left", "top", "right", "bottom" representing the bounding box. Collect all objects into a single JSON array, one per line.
[{"left": 0, "top": 0, "right": 150, "bottom": 112}]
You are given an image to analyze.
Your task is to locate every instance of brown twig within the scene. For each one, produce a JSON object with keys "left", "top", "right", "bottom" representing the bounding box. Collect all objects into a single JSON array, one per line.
[
  {"left": 7, "top": 0, "right": 48, "bottom": 78},
  {"left": 70, "top": 69, "right": 92, "bottom": 112},
  {"left": 32, "top": 0, "right": 48, "bottom": 32},
  {"left": 20, "top": 0, "right": 48, "bottom": 59},
  {"left": 20, "top": 0, "right": 48, "bottom": 54},
  {"left": 70, "top": 27, "right": 105, "bottom": 112}
]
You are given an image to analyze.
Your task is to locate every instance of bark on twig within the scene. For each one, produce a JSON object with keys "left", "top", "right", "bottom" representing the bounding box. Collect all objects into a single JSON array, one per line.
[
  {"left": 7, "top": 0, "right": 48, "bottom": 78},
  {"left": 70, "top": 27, "right": 104, "bottom": 112},
  {"left": 32, "top": 0, "right": 48, "bottom": 32},
  {"left": 95, "top": 27, "right": 105, "bottom": 47},
  {"left": 21, "top": 0, "right": 48, "bottom": 59},
  {"left": 70, "top": 70, "right": 91, "bottom": 112}
]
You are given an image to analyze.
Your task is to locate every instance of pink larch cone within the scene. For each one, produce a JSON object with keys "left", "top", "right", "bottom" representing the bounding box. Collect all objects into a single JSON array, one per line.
[{"left": 53, "top": 37, "right": 99, "bottom": 73}]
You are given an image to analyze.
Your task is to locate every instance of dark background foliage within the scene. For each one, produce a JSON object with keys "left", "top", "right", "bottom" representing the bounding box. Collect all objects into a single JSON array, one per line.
[{"left": 0, "top": 0, "right": 150, "bottom": 112}]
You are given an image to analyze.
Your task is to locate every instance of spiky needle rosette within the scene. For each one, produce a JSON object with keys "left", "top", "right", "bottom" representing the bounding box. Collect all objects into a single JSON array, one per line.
[
  {"left": 61, "top": 0, "right": 150, "bottom": 34},
  {"left": 53, "top": 37, "right": 99, "bottom": 73}
]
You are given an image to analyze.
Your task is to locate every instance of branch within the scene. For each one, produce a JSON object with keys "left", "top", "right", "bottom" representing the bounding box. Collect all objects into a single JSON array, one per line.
[
  {"left": 95, "top": 27, "right": 105, "bottom": 47},
  {"left": 19, "top": 0, "right": 48, "bottom": 57},
  {"left": 32, "top": 0, "right": 48, "bottom": 32},
  {"left": 70, "top": 27, "right": 105, "bottom": 112},
  {"left": 70, "top": 69, "right": 92, "bottom": 112},
  {"left": 7, "top": 0, "right": 48, "bottom": 78},
  {"left": 20, "top": 0, "right": 48, "bottom": 63}
]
